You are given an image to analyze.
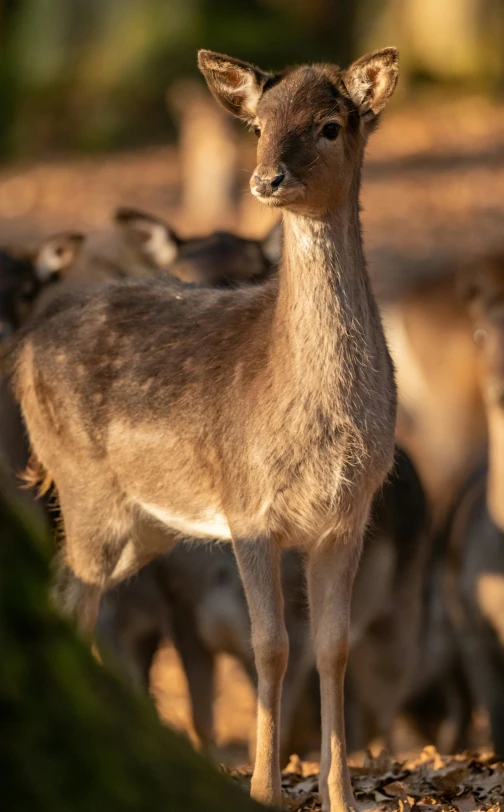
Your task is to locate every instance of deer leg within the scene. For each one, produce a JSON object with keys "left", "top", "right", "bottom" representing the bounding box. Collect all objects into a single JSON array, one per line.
[
  {"left": 52, "top": 555, "right": 103, "bottom": 640},
  {"left": 233, "top": 536, "right": 288, "bottom": 809},
  {"left": 52, "top": 494, "right": 139, "bottom": 643},
  {"left": 306, "top": 538, "right": 361, "bottom": 812},
  {"left": 171, "top": 601, "right": 217, "bottom": 751},
  {"left": 279, "top": 624, "right": 313, "bottom": 765}
]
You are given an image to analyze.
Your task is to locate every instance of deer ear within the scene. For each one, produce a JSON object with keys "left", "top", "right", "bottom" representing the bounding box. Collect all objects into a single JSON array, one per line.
[
  {"left": 198, "top": 49, "right": 277, "bottom": 121},
  {"left": 34, "top": 232, "right": 84, "bottom": 282},
  {"left": 114, "top": 207, "right": 182, "bottom": 270},
  {"left": 261, "top": 221, "right": 283, "bottom": 266},
  {"left": 343, "top": 47, "right": 399, "bottom": 121}
]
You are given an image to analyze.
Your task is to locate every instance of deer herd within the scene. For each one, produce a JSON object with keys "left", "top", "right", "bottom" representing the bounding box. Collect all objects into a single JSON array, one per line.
[{"left": 1, "top": 47, "right": 504, "bottom": 812}]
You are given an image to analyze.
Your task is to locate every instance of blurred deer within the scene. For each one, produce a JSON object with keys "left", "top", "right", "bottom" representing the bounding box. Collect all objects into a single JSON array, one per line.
[
  {"left": 114, "top": 206, "right": 281, "bottom": 286},
  {"left": 97, "top": 545, "right": 312, "bottom": 763},
  {"left": 0, "top": 233, "right": 84, "bottom": 479},
  {"left": 0, "top": 233, "right": 84, "bottom": 342},
  {"left": 444, "top": 256, "right": 504, "bottom": 757},
  {"left": 383, "top": 275, "right": 487, "bottom": 528},
  {"left": 11, "top": 48, "right": 399, "bottom": 811}
]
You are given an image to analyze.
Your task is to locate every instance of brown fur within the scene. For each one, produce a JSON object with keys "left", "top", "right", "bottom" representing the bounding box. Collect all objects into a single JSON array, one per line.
[
  {"left": 0, "top": 233, "right": 84, "bottom": 339},
  {"left": 11, "top": 49, "right": 399, "bottom": 812},
  {"left": 443, "top": 258, "right": 504, "bottom": 756},
  {"left": 0, "top": 233, "right": 84, "bottom": 514},
  {"left": 20, "top": 451, "right": 53, "bottom": 496},
  {"left": 114, "top": 206, "right": 281, "bottom": 286},
  {"left": 97, "top": 447, "right": 428, "bottom": 761},
  {"left": 383, "top": 273, "right": 487, "bottom": 527}
]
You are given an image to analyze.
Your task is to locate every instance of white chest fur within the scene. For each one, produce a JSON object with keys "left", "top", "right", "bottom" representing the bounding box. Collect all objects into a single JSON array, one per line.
[{"left": 137, "top": 501, "right": 232, "bottom": 540}]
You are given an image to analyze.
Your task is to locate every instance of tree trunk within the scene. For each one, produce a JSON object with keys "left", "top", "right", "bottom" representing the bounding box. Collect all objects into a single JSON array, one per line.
[{"left": 0, "top": 476, "right": 265, "bottom": 812}]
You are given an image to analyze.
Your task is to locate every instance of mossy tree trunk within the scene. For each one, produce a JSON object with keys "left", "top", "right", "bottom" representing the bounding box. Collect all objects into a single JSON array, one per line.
[{"left": 0, "top": 479, "right": 265, "bottom": 812}]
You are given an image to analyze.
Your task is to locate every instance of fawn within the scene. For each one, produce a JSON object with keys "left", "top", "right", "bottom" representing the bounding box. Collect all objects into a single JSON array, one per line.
[
  {"left": 444, "top": 256, "right": 504, "bottom": 756},
  {"left": 114, "top": 207, "right": 281, "bottom": 286},
  {"left": 11, "top": 49, "right": 399, "bottom": 811},
  {"left": 0, "top": 233, "right": 84, "bottom": 479}
]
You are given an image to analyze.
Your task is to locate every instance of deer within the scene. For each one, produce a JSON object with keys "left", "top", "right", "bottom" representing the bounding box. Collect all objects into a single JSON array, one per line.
[
  {"left": 10, "top": 48, "right": 399, "bottom": 811},
  {"left": 0, "top": 232, "right": 84, "bottom": 480},
  {"left": 97, "top": 544, "right": 314, "bottom": 764},
  {"left": 382, "top": 274, "right": 488, "bottom": 529},
  {"left": 443, "top": 256, "right": 504, "bottom": 757},
  {"left": 113, "top": 206, "right": 281, "bottom": 287},
  {"left": 0, "top": 233, "right": 84, "bottom": 343},
  {"left": 0, "top": 217, "right": 279, "bottom": 495}
]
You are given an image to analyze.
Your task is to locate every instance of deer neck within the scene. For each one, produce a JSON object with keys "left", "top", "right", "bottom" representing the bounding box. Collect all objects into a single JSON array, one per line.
[
  {"left": 486, "top": 403, "right": 504, "bottom": 531},
  {"left": 274, "top": 177, "right": 378, "bottom": 401}
]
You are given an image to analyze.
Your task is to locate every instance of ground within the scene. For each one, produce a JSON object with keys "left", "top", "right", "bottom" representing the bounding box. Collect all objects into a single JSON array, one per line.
[{"left": 151, "top": 644, "right": 503, "bottom": 812}]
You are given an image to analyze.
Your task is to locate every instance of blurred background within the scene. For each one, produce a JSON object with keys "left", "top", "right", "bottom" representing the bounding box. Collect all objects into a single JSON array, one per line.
[
  {"left": 2, "top": 0, "right": 504, "bottom": 282},
  {"left": 3, "top": 0, "right": 504, "bottom": 770}
]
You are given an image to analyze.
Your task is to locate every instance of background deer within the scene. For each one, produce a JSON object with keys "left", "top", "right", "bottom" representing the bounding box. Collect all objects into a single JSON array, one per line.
[
  {"left": 383, "top": 275, "right": 488, "bottom": 529},
  {"left": 114, "top": 206, "right": 281, "bottom": 286},
  {"left": 0, "top": 233, "right": 84, "bottom": 342},
  {"left": 11, "top": 48, "right": 399, "bottom": 811},
  {"left": 444, "top": 257, "right": 504, "bottom": 757},
  {"left": 0, "top": 233, "right": 84, "bottom": 489},
  {"left": 97, "top": 545, "right": 313, "bottom": 764}
]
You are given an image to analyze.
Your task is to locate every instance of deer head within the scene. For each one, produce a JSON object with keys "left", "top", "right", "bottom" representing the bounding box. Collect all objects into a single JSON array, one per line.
[
  {"left": 114, "top": 206, "right": 281, "bottom": 286},
  {"left": 459, "top": 257, "right": 504, "bottom": 409},
  {"left": 0, "top": 232, "right": 84, "bottom": 341},
  {"left": 199, "top": 48, "right": 398, "bottom": 216}
]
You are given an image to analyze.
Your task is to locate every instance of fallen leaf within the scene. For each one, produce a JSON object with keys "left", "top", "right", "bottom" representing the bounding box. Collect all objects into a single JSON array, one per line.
[
  {"left": 383, "top": 781, "right": 408, "bottom": 799},
  {"left": 455, "top": 793, "right": 480, "bottom": 812}
]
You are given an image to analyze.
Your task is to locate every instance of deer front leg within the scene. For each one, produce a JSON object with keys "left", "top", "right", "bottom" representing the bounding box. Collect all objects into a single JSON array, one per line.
[
  {"left": 233, "top": 536, "right": 289, "bottom": 808},
  {"left": 306, "top": 538, "right": 361, "bottom": 812}
]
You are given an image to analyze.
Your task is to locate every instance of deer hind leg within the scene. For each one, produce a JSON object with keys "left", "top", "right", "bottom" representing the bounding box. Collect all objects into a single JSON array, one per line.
[
  {"left": 233, "top": 535, "right": 288, "bottom": 809},
  {"left": 170, "top": 598, "right": 217, "bottom": 752},
  {"left": 52, "top": 490, "right": 138, "bottom": 642},
  {"left": 306, "top": 535, "right": 362, "bottom": 812},
  {"left": 279, "top": 616, "right": 313, "bottom": 765}
]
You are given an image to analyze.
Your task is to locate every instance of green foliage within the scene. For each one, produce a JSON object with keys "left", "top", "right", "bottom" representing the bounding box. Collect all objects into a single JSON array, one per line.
[
  {"left": 0, "top": 483, "right": 265, "bottom": 812},
  {"left": 2, "top": 0, "right": 504, "bottom": 158}
]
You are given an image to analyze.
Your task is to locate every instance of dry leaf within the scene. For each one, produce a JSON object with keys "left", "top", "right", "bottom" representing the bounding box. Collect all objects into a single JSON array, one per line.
[
  {"left": 455, "top": 793, "right": 480, "bottom": 812},
  {"left": 226, "top": 751, "right": 504, "bottom": 812},
  {"left": 383, "top": 781, "right": 408, "bottom": 799},
  {"left": 294, "top": 777, "right": 319, "bottom": 794},
  {"left": 285, "top": 755, "right": 304, "bottom": 775}
]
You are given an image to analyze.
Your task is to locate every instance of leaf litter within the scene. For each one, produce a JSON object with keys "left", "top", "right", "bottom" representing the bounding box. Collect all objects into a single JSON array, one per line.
[{"left": 221, "top": 747, "right": 504, "bottom": 812}]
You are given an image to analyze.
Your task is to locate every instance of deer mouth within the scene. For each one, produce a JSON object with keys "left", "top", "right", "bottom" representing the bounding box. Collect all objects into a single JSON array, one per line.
[{"left": 251, "top": 181, "right": 305, "bottom": 208}]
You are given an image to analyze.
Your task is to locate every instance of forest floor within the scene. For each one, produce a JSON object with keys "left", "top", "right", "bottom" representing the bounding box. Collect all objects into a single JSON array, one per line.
[{"left": 152, "top": 644, "right": 503, "bottom": 812}]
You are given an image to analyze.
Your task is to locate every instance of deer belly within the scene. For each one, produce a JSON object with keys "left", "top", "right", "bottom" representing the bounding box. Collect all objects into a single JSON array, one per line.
[{"left": 137, "top": 500, "right": 232, "bottom": 540}]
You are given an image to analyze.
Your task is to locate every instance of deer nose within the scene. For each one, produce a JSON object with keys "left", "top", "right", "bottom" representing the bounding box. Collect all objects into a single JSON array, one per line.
[{"left": 253, "top": 170, "right": 286, "bottom": 196}]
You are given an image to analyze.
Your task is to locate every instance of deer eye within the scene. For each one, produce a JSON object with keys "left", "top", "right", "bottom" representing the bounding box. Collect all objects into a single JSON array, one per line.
[
  {"left": 321, "top": 122, "right": 341, "bottom": 141},
  {"left": 253, "top": 125, "right": 261, "bottom": 137}
]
